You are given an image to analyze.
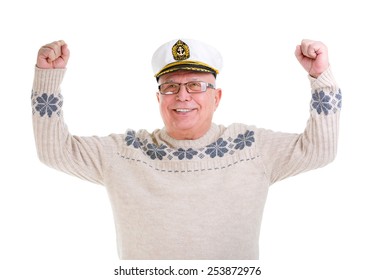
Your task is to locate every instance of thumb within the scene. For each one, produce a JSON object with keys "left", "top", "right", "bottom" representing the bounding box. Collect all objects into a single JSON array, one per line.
[
  {"left": 294, "top": 45, "right": 303, "bottom": 63},
  {"left": 61, "top": 43, "right": 70, "bottom": 63}
]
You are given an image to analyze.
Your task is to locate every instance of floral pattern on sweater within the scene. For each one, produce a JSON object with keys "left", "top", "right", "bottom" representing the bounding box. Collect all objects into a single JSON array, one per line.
[
  {"left": 31, "top": 91, "right": 63, "bottom": 117},
  {"left": 310, "top": 89, "right": 342, "bottom": 114},
  {"left": 125, "top": 129, "right": 255, "bottom": 161}
]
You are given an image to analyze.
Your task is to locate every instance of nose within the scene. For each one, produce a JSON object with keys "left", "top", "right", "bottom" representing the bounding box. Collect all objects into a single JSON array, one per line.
[{"left": 176, "top": 85, "right": 192, "bottom": 101}]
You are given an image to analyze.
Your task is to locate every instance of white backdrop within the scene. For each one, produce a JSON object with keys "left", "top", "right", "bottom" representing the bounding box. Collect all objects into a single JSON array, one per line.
[{"left": 1, "top": 0, "right": 373, "bottom": 279}]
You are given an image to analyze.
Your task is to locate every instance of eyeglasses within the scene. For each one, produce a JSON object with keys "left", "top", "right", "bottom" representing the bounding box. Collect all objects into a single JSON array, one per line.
[{"left": 158, "top": 81, "right": 215, "bottom": 95}]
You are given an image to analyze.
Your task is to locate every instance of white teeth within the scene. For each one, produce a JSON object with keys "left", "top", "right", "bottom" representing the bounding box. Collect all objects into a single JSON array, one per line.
[{"left": 175, "top": 109, "right": 192, "bottom": 112}]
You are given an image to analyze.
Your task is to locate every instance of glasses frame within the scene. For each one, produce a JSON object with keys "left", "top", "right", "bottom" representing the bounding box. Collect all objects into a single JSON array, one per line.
[{"left": 158, "top": 81, "right": 215, "bottom": 95}]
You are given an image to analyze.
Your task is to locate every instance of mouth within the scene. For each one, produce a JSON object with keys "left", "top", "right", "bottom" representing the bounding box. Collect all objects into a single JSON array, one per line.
[{"left": 173, "top": 108, "right": 196, "bottom": 113}]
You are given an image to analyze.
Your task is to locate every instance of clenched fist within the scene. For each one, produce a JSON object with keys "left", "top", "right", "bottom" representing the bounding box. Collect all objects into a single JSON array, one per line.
[
  {"left": 295, "top": 39, "right": 329, "bottom": 78},
  {"left": 37, "top": 40, "right": 70, "bottom": 69}
]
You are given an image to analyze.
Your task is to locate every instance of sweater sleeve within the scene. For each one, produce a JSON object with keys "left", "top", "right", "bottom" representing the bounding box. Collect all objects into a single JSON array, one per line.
[
  {"left": 257, "top": 67, "right": 341, "bottom": 185},
  {"left": 31, "top": 67, "right": 122, "bottom": 186}
]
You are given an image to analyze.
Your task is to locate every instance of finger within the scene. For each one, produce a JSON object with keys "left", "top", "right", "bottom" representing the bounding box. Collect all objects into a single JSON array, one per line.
[
  {"left": 300, "top": 39, "right": 317, "bottom": 59},
  {"left": 42, "top": 40, "right": 65, "bottom": 61},
  {"left": 294, "top": 45, "right": 303, "bottom": 61},
  {"left": 38, "top": 46, "right": 56, "bottom": 62},
  {"left": 61, "top": 43, "right": 70, "bottom": 61},
  {"left": 43, "top": 40, "right": 65, "bottom": 50},
  {"left": 300, "top": 39, "right": 326, "bottom": 59}
]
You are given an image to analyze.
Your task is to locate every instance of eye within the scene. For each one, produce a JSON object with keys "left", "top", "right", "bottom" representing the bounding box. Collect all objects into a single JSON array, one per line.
[
  {"left": 168, "top": 84, "right": 178, "bottom": 89},
  {"left": 160, "top": 83, "right": 179, "bottom": 94},
  {"left": 187, "top": 82, "right": 202, "bottom": 91},
  {"left": 189, "top": 82, "right": 201, "bottom": 87}
]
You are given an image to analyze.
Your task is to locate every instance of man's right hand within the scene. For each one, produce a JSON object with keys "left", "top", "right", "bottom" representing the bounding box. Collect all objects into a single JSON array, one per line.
[{"left": 36, "top": 40, "right": 70, "bottom": 69}]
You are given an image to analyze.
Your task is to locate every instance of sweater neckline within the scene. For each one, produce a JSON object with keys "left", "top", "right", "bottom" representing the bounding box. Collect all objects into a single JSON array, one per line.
[{"left": 158, "top": 123, "right": 221, "bottom": 149}]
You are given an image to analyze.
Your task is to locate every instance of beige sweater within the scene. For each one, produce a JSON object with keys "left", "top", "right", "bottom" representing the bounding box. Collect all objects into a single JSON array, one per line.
[{"left": 31, "top": 67, "right": 341, "bottom": 259}]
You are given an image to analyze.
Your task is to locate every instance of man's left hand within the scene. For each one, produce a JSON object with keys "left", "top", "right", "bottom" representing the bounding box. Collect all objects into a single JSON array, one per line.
[{"left": 295, "top": 39, "right": 329, "bottom": 78}]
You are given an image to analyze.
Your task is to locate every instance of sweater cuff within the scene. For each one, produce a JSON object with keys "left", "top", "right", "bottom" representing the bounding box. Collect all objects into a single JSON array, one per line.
[
  {"left": 308, "top": 66, "right": 338, "bottom": 92},
  {"left": 32, "top": 67, "right": 66, "bottom": 94}
]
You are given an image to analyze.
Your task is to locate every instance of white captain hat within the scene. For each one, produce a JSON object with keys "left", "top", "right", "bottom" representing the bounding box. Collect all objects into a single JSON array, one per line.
[{"left": 151, "top": 38, "right": 223, "bottom": 79}]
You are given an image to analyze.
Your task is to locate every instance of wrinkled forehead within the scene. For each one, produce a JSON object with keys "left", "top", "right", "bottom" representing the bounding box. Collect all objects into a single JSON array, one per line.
[{"left": 159, "top": 70, "right": 216, "bottom": 83}]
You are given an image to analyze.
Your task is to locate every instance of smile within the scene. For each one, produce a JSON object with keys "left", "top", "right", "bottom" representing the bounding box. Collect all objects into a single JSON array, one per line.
[{"left": 173, "top": 108, "right": 196, "bottom": 113}]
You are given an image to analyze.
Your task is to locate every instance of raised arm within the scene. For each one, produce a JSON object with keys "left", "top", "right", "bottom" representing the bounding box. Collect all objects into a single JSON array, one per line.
[
  {"left": 31, "top": 41, "right": 121, "bottom": 185},
  {"left": 258, "top": 39, "right": 341, "bottom": 184}
]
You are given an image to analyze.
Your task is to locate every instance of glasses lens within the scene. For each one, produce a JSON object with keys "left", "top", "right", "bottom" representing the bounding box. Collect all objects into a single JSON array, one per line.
[
  {"left": 186, "top": 82, "right": 205, "bottom": 93},
  {"left": 160, "top": 83, "right": 179, "bottom": 94}
]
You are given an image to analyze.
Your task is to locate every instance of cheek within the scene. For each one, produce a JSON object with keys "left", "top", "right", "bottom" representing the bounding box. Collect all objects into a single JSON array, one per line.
[
  {"left": 158, "top": 98, "right": 170, "bottom": 117},
  {"left": 204, "top": 95, "right": 219, "bottom": 112}
]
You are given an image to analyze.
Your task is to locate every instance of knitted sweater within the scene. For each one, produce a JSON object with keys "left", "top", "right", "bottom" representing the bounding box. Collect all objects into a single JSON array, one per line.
[{"left": 31, "top": 67, "right": 341, "bottom": 260}]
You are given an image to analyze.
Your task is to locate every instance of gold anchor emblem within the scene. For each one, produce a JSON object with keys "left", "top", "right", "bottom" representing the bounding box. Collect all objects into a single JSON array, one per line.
[{"left": 172, "top": 40, "right": 190, "bottom": 61}]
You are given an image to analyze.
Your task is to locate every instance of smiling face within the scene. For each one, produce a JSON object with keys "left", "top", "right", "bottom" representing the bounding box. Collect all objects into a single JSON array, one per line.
[{"left": 157, "top": 70, "right": 222, "bottom": 140}]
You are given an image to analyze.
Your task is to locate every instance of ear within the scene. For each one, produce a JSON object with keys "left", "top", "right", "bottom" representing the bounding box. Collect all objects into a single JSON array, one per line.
[
  {"left": 156, "top": 92, "right": 161, "bottom": 103},
  {"left": 214, "top": 88, "right": 222, "bottom": 109}
]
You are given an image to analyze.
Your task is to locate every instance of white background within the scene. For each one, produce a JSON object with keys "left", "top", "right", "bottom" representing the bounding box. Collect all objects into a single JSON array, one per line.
[{"left": 1, "top": 0, "right": 373, "bottom": 279}]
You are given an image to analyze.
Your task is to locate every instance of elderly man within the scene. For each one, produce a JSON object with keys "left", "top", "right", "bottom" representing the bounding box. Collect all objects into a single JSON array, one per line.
[{"left": 31, "top": 38, "right": 341, "bottom": 259}]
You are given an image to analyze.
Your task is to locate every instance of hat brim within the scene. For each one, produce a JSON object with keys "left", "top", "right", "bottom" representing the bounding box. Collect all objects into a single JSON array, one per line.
[{"left": 155, "top": 60, "right": 219, "bottom": 78}]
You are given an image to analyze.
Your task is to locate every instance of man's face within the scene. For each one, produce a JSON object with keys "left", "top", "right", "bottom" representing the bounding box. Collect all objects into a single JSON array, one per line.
[{"left": 157, "top": 70, "right": 222, "bottom": 140}]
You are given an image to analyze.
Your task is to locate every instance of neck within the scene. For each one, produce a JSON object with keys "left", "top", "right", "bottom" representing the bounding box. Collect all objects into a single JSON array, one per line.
[
  {"left": 167, "top": 129, "right": 207, "bottom": 140},
  {"left": 159, "top": 123, "right": 220, "bottom": 150}
]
